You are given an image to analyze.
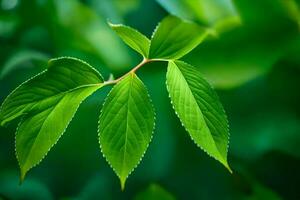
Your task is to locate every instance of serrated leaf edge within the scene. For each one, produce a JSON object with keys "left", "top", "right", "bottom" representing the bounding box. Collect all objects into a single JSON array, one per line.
[
  {"left": 98, "top": 73, "right": 156, "bottom": 190},
  {"left": 16, "top": 84, "right": 103, "bottom": 182},
  {"left": 0, "top": 70, "right": 47, "bottom": 126},
  {"left": 108, "top": 22, "right": 151, "bottom": 58},
  {"left": 165, "top": 60, "right": 231, "bottom": 172},
  {"left": 148, "top": 15, "right": 209, "bottom": 60},
  {"left": 108, "top": 22, "right": 150, "bottom": 42},
  {"left": 0, "top": 57, "right": 104, "bottom": 126},
  {"left": 48, "top": 56, "right": 104, "bottom": 82}
]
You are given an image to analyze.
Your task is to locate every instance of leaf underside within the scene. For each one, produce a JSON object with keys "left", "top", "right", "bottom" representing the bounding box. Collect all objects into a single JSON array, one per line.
[
  {"left": 99, "top": 73, "right": 155, "bottom": 189},
  {"left": 166, "top": 60, "right": 231, "bottom": 171},
  {"left": 0, "top": 57, "right": 104, "bottom": 180}
]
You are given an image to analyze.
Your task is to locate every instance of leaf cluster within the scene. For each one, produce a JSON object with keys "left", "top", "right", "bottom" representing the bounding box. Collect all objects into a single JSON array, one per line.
[{"left": 0, "top": 15, "right": 231, "bottom": 189}]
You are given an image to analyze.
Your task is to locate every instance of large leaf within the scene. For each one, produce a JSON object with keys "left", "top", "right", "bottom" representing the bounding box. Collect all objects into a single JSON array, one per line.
[
  {"left": 0, "top": 57, "right": 104, "bottom": 180},
  {"left": 156, "top": 0, "right": 240, "bottom": 32},
  {"left": 149, "top": 16, "right": 208, "bottom": 60},
  {"left": 99, "top": 73, "right": 155, "bottom": 189},
  {"left": 109, "top": 23, "right": 150, "bottom": 57},
  {"left": 166, "top": 61, "right": 230, "bottom": 171}
]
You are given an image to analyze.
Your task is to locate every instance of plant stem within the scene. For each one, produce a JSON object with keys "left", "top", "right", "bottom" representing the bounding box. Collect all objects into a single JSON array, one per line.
[{"left": 103, "top": 58, "right": 163, "bottom": 85}]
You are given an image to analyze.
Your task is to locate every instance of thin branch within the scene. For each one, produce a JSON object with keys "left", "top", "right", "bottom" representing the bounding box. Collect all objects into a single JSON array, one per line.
[{"left": 103, "top": 58, "right": 164, "bottom": 86}]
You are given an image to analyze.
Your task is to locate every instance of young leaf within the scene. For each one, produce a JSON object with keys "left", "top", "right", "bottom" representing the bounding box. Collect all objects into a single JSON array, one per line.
[
  {"left": 0, "top": 57, "right": 104, "bottom": 180},
  {"left": 166, "top": 60, "right": 231, "bottom": 171},
  {"left": 149, "top": 15, "right": 209, "bottom": 60},
  {"left": 109, "top": 22, "right": 150, "bottom": 58},
  {"left": 99, "top": 73, "right": 155, "bottom": 189}
]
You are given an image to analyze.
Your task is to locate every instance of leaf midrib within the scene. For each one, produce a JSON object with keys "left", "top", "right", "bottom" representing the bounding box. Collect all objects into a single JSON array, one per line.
[
  {"left": 173, "top": 62, "right": 224, "bottom": 159},
  {"left": 22, "top": 83, "right": 102, "bottom": 114},
  {"left": 20, "top": 83, "right": 102, "bottom": 168},
  {"left": 120, "top": 74, "right": 134, "bottom": 179}
]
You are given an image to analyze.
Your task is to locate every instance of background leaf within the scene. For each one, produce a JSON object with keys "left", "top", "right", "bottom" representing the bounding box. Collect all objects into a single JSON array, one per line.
[
  {"left": 156, "top": 0, "right": 241, "bottom": 32},
  {"left": 182, "top": 0, "right": 300, "bottom": 89},
  {"left": 99, "top": 73, "right": 155, "bottom": 189},
  {"left": 51, "top": 0, "right": 133, "bottom": 71},
  {"left": 149, "top": 16, "right": 208, "bottom": 60},
  {"left": 166, "top": 61, "right": 230, "bottom": 170},
  {"left": 0, "top": 49, "right": 49, "bottom": 79}
]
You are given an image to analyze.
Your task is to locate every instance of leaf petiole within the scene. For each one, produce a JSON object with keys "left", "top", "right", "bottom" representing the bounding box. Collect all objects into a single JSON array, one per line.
[{"left": 103, "top": 58, "right": 165, "bottom": 86}]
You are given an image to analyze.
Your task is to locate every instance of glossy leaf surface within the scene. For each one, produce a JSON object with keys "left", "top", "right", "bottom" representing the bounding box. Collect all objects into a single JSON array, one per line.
[
  {"left": 149, "top": 16, "right": 208, "bottom": 60},
  {"left": 109, "top": 23, "right": 150, "bottom": 57},
  {"left": 99, "top": 73, "right": 155, "bottom": 189},
  {"left": 0, "top": 57, "right": 104, "bottom": 180},
  {"left": 166, "top": 60, "right": 230, "bottom": 170}
]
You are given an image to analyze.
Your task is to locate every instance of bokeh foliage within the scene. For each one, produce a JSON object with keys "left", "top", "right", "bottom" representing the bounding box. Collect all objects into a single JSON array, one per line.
[{"left": 0, "top": 0, "right": 300, "bottom": 199}]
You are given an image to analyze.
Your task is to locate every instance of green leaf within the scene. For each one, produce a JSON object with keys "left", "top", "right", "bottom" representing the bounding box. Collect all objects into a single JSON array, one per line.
[
  {"left": 109, "top": 22, "right": 150, "bottom": 57},
  {"left": 184, "top": 44, "right": 279, "bottom": 89},
  {"left": 0, "top": 49, "right": 49, "bottom": 79},
  {"left": 166, "top": 60, "right": 230, "bottom": 171},
  {"left": 0, "top": 57, "right": 104, "bottom": 180},
  {"left": 149, "top": 16, "right": 209, "bottom": 60},
  {"left": 182, "top": 0, "right": 300, "bottom": 89},
  {"left": 52, "top": 0, "right": 132, "bottom": 71},
  {"left": 99, "top": 73, "right": 155, "bottom": 189},
  {"left": 156, "top": 0, "right": 241, "bottom": 32}
]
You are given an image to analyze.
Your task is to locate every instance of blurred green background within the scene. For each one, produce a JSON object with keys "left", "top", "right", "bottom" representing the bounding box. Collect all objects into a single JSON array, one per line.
[{"left": 0, "top": 0, "right": 300, "bottom": 199}]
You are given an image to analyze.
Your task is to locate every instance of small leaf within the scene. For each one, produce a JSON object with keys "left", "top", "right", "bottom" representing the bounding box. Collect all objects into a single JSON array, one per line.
[
  {"left": 109, "top": 22, "right": 150, "bottom": 57},
  {"left": 99, "top": 73, "right": 155, "bottom": 189},
  {"left": 149, "top": 15, "right": 209, "bottom": 60},
  {"left": 166, "top": 60, "right": 231, "bottom": 171},
  {"left": 0, "top": 57, "right": 104, "bottom": 180}
]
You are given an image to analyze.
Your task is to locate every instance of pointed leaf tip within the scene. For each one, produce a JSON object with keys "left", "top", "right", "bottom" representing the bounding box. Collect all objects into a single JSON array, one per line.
[
  {"left": 107, "top": 20, "right": 118, "bottom": 27},
  {"left": 19, "top": 168, "right": 27, "bottom": 184},
  {"left": 0, "top": 57, "right": 104, "bottom": 182},
  {"left": 108, "top": 23, "right": 150, "bottom": 57},
  {"left": 120, "top": 177, "right": 126, "bottom": 191},
  {"left": 99, "top": 74, "right": 155, "bottom": 191},
  {"left": 222, "top": 159, "right": 232, "bottom": 173},
  {"left": 166, "top": 61, "right": 231, "bottom": 170}
]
